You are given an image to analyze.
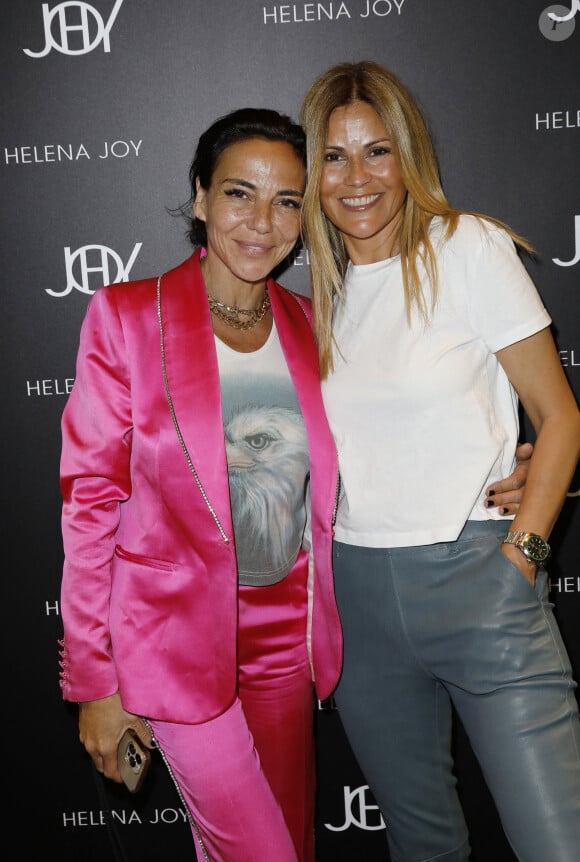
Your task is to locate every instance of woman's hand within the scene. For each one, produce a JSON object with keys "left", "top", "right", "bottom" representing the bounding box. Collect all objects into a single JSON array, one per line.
[
  {"left": 78, "top": 693, "right": 154, "bottom": 783},
  {"left": 500, "top": 540, "right": 537, "bottom": 586},
  {"left": 484, "top": 442, "right": 533, "bottom": 515}
]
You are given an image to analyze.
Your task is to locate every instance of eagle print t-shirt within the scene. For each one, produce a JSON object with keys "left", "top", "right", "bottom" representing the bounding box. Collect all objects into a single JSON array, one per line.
[{"left": 215, "top": 322, "right": 310, "bottom": 586}]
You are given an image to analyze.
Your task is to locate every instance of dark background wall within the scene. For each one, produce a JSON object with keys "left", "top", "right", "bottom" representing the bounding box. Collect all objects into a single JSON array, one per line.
[{"left": 3, "top": 2, "right": 579, "bottom": 859}]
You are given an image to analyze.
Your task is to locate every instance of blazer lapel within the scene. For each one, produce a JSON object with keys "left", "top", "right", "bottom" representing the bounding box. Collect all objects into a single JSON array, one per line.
[
  {"left": 270, "top": 283, "right": 338, "bottom": 523},
  {"left": 158, "top": 251, "right": 232, "bottom": 529}
]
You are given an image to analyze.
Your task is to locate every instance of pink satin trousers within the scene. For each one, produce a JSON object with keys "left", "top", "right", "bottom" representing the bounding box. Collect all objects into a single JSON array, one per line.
[{"left": 148, "top": 551, "right": 315, "bottom": 862}]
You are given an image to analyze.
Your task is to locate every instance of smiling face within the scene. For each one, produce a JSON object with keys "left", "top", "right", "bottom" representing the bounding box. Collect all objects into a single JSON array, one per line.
[
  {"left": 320, "top": 101, "right": 407, "bottom": 264},
  {"left": 194, "top": 137, "right": 305, "bottom": 295}
]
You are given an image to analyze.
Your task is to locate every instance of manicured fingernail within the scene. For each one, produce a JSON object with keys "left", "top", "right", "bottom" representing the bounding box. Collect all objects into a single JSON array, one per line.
[
  {"left": 485, "top": 499, "right": 494, "bottom": 508},
  {"left": 488, "top": 490, "right": 495, "bottom": 496},
  {"left": 500, "top": 507, "right": 508, "bottom": 515}
]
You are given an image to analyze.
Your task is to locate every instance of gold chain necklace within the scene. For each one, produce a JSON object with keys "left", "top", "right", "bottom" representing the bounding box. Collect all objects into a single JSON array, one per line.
[{"left": 207, "top": 290, "right": 271, "bottom": 330}]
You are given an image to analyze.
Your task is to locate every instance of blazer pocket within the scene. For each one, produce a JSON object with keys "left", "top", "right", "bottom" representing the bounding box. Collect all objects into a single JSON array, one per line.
[{"left": 114, "top": 544, "right": 175, "bottom": 572}]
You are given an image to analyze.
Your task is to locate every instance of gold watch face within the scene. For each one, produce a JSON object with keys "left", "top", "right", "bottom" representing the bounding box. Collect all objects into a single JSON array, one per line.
[{"left": 523, "top": 534, "right": 550, "bottom": 563}]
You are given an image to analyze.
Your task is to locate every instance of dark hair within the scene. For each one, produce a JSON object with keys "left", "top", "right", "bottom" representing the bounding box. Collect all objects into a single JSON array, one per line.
[{"left": 185, "top": 107, "right": 306, "bottom": 247}]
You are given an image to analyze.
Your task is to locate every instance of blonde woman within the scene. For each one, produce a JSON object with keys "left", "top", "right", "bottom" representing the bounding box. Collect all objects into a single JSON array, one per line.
[{"left": 300, "top": 61, "right": 580, "bottom": 862}]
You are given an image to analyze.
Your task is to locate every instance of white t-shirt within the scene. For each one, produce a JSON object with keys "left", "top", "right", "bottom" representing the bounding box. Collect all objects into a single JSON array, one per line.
[
  {"left": 321, "top": 215, "right": 551, "bottom": 548},
  {"left": 216, "top": 321, "right": 309, "bottom": 584}
]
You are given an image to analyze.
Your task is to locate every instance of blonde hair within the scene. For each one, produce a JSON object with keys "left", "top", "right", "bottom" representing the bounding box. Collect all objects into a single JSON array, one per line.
[{"left": 299, "top": 61, "right": 532, "bottom": 377}]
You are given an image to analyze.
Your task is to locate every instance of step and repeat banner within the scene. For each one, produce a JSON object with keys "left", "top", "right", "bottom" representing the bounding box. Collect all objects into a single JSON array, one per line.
[{"left": 3, "top": 2, "right": 579, "bottom": 859}]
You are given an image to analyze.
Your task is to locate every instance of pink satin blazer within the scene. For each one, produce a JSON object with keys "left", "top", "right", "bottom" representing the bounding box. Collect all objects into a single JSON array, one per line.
[{"left": 59, "top": 250, "right": 342, "bottom": 723}]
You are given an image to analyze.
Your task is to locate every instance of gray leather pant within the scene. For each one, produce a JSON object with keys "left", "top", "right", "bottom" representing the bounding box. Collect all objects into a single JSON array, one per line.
[{"left": 333, "top": 521, "right": 580, "bottom": 862}]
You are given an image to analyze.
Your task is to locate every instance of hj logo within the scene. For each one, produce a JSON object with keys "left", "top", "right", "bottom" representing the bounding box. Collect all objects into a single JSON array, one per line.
[
  {"left": 23, "top": 0, "right": 124, "bottom": 57},
  {"left": 553, "top": 216, "right": 580, "bottom": 267},
  {"left": 325, "top": 785, "right": 386, "bottom": 832},
  {"left": 48, "top": 243, "right": 142, "bottom": 297}
]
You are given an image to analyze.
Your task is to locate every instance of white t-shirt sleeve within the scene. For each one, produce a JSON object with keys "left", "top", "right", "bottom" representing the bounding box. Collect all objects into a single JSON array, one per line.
[{"left": 463, "top": 219, "right": 552, "bottom": 352}]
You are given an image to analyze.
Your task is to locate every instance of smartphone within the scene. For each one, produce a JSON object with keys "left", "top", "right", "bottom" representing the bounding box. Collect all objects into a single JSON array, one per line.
[{"left": 117, "top": 728, "right": 151, "bottom": 793}]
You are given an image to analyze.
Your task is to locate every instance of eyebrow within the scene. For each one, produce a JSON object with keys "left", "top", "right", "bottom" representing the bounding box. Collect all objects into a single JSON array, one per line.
[
  {"left": 221, "top": 177, "right": 304, "bottom": 197},
  {"left": 324, "top": 137, "right": 391, "bottom": 150}
]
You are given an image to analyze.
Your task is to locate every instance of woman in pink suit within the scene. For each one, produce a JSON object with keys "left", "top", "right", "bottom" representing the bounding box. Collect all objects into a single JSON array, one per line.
[
  {"left": 58, "top": 107, "right": 528, "bottom": 861},
  {"left": 59, "top": 108, "right": 340, "bottom": 862}
]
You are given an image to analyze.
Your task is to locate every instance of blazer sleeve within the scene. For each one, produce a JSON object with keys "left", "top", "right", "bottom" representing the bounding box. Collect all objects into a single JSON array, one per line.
[{"left": 59, "top": 286, "right": 132, "bottom": 702}]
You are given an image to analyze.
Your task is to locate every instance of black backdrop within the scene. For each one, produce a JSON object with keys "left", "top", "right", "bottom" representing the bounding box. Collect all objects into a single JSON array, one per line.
[{"left": 3, "top": 2, "right": 579, "bottom": 859}]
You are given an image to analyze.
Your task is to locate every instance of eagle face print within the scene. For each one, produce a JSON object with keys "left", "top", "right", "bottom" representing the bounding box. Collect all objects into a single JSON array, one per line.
[{"left": 219, "top": 361, "right": 310, "bottom": 586}]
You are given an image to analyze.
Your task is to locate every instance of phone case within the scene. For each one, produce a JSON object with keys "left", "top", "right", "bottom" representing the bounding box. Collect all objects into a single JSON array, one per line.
[{"left": 117, "top": 728, "right": 151, "bottom": 793}]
